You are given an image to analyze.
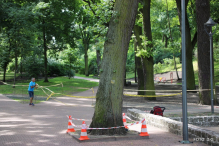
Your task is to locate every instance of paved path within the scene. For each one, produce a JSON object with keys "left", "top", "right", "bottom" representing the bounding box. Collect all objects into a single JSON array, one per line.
[
  {"left": 0, "top": 75, "right": 213, "bottom": 146},
  {"left": 74, "top": 76, "right": 99, "bottom": 82},
  {"left": 0, "top": 92, "right": 208, "bottom": 146}
]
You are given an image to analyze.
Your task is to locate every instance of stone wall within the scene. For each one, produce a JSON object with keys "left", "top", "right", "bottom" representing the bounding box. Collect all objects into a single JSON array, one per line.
[
  {"left": 127, "top": 109, "right": 219, "bottom": 146},
  {"left": 171, "top": 116, "right": 219, "bottom": 127}
]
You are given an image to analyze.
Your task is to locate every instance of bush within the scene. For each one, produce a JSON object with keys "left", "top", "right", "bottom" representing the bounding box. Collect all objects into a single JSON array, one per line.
[
  {"left": 154, "top": 62, "right": 162, "bottom": 74},
  {"left": 47, "top": 59, "right": 66, "bottom": 77},
  {"left": 88, "top": 57, "right": 98, "bottom": 75},
  {"left": 22, "top": 56, "right": 44, "bottom": 79},
  {"left": 66, "top": 69, "right": 75, "bottom": 78}
]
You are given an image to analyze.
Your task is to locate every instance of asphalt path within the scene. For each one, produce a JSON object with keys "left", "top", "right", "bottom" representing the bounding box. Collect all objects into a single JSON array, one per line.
[{"left": 0, "top": 74, "right": 210, "bottom": 146}]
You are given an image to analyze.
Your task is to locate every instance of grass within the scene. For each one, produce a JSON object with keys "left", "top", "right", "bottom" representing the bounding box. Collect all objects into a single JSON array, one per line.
[
  {"left": 174, "top": 60, "right": 219, "bottom": 86},
  {"left": 75, "top": 72, "right": 136, "bottom": 80},
  {"left": 75, "top": 73, "right": 99, "bottom": 79},
  {"left": 0, "top": 76, "right": 99, "bottom": 97},
  {"left": 0, "top": 72, "right": 21, "bottom": 81},
  {"left": 126, "top": 72, "right": 135, "bottom": 79}
]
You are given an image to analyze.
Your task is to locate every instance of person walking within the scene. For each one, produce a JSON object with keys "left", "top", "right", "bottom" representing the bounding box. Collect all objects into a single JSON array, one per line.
[{"left": 28, "top": 78, "right": 37, "bottom": 106}]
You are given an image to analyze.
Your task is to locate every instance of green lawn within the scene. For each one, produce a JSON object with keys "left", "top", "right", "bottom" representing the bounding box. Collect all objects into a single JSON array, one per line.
[
  {"left": 159, "top": 60, "right": 219, "bottom": 86},
  {"left": 75, "top": 73, "right": 99, "bottom": 79},
  {"left": 76, "top": 72, "right": 136, "bottom": 80},
  {"left": 0, "top": 72, "right": 21, "bottom": 81},
  {"left": 0, "top": 76, "right": 99, "bottom": 97}
]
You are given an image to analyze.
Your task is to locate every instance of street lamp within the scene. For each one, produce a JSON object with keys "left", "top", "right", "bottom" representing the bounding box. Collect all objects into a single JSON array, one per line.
[{"left": 204, "top": 18, "right": 217, "bottom": 114}]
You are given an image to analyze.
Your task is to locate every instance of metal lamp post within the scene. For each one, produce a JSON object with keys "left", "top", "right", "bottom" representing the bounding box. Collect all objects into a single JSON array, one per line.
[
  {"left": 179, "top": 0, "right": 191, "bottom": 144},
  {"left": 204, "top": 18, "right": 217, "bottom": 114}
]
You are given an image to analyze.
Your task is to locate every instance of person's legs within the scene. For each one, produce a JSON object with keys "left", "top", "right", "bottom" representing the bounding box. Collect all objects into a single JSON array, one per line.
[
  {"left": 30, "top": 97, "right": 33, "bottom": 104},
  {"left": 28, "top": 91, "right": 34, "bottom": 105}
]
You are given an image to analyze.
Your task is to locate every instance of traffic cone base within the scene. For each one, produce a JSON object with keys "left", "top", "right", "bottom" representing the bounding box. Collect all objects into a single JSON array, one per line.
[
  {"left": 79, "top": 121, "right": 89, "bottom": 141},
  {"left": 123, "top": 113, "right": 128, "bottom": 129},
  {"left": 66, "top": 121, "right": 76, "bottom": 133}
]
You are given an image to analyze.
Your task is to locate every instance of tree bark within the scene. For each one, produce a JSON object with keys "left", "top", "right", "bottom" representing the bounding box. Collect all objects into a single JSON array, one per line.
[
  {"left": 176, "top": 0, "right": 196, "bottom": 90},
  {"left": 88, "top": 0, "right": 138, "bottom": 135},
  {"left": 173, "top": 55, "right": 180, "bottom": 80},
  {"left": 196, "top": 0, "right": 217, "bottom": 104},
  {"left": 142, "top": 0, "right": 156, "bottom": 100},
  {"left": 13, "top": 50, "right": 18, "bottom": 88},
  {"left": 134, "top": 38, "right": 138, "bottom": 83},
  {"left": 166, "top": 0, "right": 180, "bottom": 80},
  {"left": 3, "top": 63, "right": 7, "bottom": 82},
  {"left": 96, "top": 49, "right": 101, "bottom": 76},
  {"left": 134, "top": 24, "right": 145, "bottom": 95},
  {"left": 43, "top": 19, "right": 49, "bottom": 82},
  {"left": 84, "top": 43, "right": 89, "bottom": 76},
  {"left": 20, "top": 54, "right": 23, "bottom": 78}
]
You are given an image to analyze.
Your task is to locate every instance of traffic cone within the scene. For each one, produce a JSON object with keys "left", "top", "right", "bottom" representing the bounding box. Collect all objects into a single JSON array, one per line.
[
  {"left": 123, "top": 113, "right": 128, "bottom": 129},
  {"left": 66, "top": 116, "right": 76, "bottom": 133},
  {"left": 139, "top": 120, "right": 149, "bottom": 137},
  {"left": 79, "top": 121, "right": 89, "bottom": 141}
]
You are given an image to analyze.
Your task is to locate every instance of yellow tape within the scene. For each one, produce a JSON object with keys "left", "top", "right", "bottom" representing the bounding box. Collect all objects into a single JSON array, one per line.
[
  {"left": 46, "top": 92, "right": 55, "bottom": 101},
  {"left": 124, "top": 92, "right": 182, "bottom": 97},
  {"left": 1, "top": 81, "right": 62, "bottom": 88},
  {"left": 123, "top": 89, "right": 214, "bottom": 92}
]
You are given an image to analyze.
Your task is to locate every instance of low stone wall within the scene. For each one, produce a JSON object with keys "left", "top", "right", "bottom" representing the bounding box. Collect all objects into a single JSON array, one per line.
[
  {"left": 127, "top": 109, "right": 219, "bottom": 146},
  {"left": 171, "top": 116, "right": 219, "bottom": 127}
]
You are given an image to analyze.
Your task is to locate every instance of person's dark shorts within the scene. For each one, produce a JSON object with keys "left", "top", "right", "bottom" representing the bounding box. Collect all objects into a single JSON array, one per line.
[{"left": 28, "top": 91, "right": 34, "bottom": 98}]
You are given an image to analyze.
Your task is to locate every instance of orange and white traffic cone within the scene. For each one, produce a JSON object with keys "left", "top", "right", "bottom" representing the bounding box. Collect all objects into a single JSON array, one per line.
[
  {"left": 123, "top": 113, "right": 128, "bottom": 129},
  {"left": 79, "top": 121, "right": 89, "bottom": 141},
  {"left": 66, "top": 116, "right": 76, "bottom": 133},
  {"left": 139, "top": 120, "right": 149, "bottom": 137}
]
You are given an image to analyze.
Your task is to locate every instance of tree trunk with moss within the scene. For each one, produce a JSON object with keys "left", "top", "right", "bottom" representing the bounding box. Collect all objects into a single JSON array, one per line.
[
  {"left": 134, "top": 24, "right": 146, "bottom": 95},
  {"left": 88, "top": 0, "right": 138, "bottom": 135},
  {"left": 196, "top": 0, "right": 217, "bottom": 104},
  {"left": 84, "top": 43, "right": 89, "bottom": 76},
  {"left": 13, "top": 50, "right": 18, "bottom": 88},
  {"left": 176, "top": 0, "right": 196, "bottom": 90},
  {"left": 96, "top": 49, "right": 101, "bottom": 76},
  {"left": 43, "top": 19, "right": 49, "bottom": 82},
  {"left": 142, "top": 0, "right": 155, "bottom": 100}
]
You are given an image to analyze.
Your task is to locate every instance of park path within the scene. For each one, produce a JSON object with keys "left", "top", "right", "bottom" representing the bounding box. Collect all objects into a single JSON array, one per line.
[
  {"left": 0, "top": 73, "right": 212, "bottom": 146},
  {"left": 0, "top": 93, "right": 207, "bottom": 146}
]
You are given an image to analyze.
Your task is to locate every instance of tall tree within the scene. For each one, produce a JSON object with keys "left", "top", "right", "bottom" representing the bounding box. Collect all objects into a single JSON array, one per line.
[
  {"left": 33, "top": 1, "right": 79, "bottom": 82},
  {"left": 141, "top": 0, "right": 155, "bottom": 99},
  {"left": 196, "top": 0, "right": 217, "bottom": 104},
  {"left": 134, "top": 22, "right": 146, "bottom": 95},
  {"left": 88, "top": 0, "right": 138, "bottom": 135},
  {"left": 176, "top": 0, "right": 197, "bottom": 90}
]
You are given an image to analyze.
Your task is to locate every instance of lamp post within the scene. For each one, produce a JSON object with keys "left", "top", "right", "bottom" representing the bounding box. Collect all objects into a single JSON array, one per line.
[
  {"left": 179, "top": 0, "right": 191, "bottom": 144},
  {"left": 204, "top": 18, "right": 217, "bottom": 114}
]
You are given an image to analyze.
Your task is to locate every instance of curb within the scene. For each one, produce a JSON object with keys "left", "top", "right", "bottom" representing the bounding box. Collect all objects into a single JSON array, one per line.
[{"left": 67, "top": 130, "right": 149, "bottom": 143}]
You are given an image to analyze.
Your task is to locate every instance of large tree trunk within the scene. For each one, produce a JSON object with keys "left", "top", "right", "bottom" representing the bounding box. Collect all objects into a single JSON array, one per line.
[
  {"left": 43, "top": 19, "right": 49, "bottom": 82},
  {"left": 96, "top": 49, "right": 101, "bottom": 76},
  {"left": 88, "top": 0, "right": 138, "bottom": 135},
  {"left": 84, "top": 43, "right": 89, "bottom": 76},
  {"left": 134, "top": 24, "right": 145, "bottom": 95},
  {"left": 196, "top": 0, "right": 216, "bottom": 104},
  {"left": 176, "top": 0, "right": 196, "bottom": 90},
  {"left": 142, "top": 0, "right": 155, "bottom": 100}
]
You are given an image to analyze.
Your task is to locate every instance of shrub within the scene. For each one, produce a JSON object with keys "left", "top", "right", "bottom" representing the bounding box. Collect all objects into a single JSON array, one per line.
[
  {"left": 88, "top": 57, "right": 98, "bottom": 75},
  {"left": 66, "top": 69, "right": 75, "bottom": 79},
  {"left": 47, "top": 60, "right": 66, "bottom": 77}
]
